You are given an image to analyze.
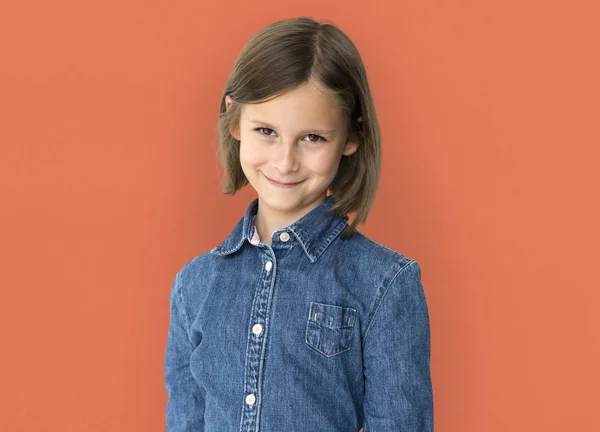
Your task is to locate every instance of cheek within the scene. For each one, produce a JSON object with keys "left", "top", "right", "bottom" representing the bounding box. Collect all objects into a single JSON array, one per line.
[
  {"left": 239, "top": 134, "right": 268, "bottom": 168},
  {"left": 306, "top": 149, "right": 343, "bottom": 177}
]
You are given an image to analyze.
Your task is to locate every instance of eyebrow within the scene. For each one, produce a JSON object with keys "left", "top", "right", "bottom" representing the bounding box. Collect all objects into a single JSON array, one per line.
[{"left": 248, "top": 119, "right": 336, "bottom": 135}]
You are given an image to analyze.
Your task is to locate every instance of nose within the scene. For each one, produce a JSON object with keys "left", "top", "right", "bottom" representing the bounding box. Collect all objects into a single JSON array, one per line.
[{"left": 271, "top": 138, "right": 299, "bottom": 174}]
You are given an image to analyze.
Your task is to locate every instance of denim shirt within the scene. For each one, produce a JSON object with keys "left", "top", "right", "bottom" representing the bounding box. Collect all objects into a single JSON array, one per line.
[{"left": 165, "top": 196, "right": 433, "bottom": 431}]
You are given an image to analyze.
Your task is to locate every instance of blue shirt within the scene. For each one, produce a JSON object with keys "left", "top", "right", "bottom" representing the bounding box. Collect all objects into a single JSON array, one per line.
[{"left": 165, "top": 196, "right": 434, "bottom": 431}]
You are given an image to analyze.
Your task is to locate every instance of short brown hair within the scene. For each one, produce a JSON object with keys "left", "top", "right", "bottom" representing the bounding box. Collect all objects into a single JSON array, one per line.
[{"left": 217, "top": 17, "right": 381, "bottom": 238}]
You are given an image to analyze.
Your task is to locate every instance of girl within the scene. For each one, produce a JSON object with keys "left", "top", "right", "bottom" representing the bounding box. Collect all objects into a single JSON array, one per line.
[{"left": 165, "top": 16, "right": 433, "bottom": 432}]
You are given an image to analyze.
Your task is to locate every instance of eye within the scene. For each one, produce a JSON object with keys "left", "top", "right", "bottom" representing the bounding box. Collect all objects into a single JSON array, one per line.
[
  {"left": 256, "top": 127, "right": 276, "bottom": 137},
  {"left": 304, "top": 134, "right": 326, "bottom": 143}
]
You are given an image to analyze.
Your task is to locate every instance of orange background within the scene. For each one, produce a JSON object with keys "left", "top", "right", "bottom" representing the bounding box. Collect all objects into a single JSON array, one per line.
[{"left": 1, "top": 1, "right": 599, "bottom": 430}]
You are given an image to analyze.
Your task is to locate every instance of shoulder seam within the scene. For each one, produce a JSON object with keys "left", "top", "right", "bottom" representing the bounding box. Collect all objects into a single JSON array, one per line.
[{"left": 362, "top": 259, "right": 417, "bottom": 343}]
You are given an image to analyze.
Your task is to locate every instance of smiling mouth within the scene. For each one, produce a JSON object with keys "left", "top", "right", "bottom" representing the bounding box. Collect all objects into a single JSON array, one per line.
[{"left": 264, "top": 175, "right": 305, "bottom": 188}]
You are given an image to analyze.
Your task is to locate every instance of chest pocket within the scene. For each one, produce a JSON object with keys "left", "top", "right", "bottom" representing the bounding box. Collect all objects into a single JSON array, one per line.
[{"left": 305, "top": 301, "right": 357, "bottom": 357}]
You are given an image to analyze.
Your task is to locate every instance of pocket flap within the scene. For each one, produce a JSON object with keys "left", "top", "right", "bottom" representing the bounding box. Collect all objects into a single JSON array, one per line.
[{"left": 308, "top": 302, "right": 356, "bottom": 329}]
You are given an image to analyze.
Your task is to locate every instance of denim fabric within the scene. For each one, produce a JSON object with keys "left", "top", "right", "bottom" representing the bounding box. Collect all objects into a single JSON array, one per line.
[{"left": 165, "top": 196, "right": 433, "bottom": 431}]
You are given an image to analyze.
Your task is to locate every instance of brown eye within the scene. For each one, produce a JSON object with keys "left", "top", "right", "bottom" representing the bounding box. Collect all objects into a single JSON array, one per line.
[
  {"left": 256, "top": 127, "right": 275, "bottom": 136},
  {"left": 305, "top": 134, "right": 325, "bottom": 143}
]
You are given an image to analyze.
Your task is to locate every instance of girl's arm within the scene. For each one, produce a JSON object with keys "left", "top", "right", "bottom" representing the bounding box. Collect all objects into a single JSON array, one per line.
[
  {"left": 362, "top": 260, "right": 434, "bottom": 431},
  {"left": 164, "top": 270, "right": 205, "bottom": 431}
]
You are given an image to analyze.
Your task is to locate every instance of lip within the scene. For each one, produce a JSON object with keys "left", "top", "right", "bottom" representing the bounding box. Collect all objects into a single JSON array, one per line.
[{"left": 264, "top": 175, "right": 304, "bottom": 189}]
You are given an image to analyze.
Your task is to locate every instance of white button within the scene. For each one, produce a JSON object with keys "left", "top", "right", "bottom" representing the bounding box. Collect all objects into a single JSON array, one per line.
[
  {"left": 245, "top": 393, "right": 256, "bottom": 406},
  {"left": 252, "top": 323, "right": 263, "bottom": 336},
  {"left": 265, "top": 261, "right": 273, "bottom": 271},
  {"left": 279, "top": 232, "right": 290, "bottom": 242}
]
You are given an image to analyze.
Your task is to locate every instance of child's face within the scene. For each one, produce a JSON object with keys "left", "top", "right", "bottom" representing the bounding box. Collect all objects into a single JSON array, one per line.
[{"left": 226, "top": 79, "right": 359, "bottom": 224}]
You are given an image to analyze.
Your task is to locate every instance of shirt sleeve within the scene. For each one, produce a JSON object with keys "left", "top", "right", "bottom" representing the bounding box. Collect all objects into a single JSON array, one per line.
[
  {"left": 362, "top": 260, "right": 434, "bottom": 431},
  {"left": 164, "top": 269, "right": 205, "bottom": 431}
]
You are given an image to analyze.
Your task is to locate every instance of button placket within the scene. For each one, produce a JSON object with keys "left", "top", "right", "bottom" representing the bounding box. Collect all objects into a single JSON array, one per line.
[{"left": 239, "top": 252, "right": 276, "bottom": 431}]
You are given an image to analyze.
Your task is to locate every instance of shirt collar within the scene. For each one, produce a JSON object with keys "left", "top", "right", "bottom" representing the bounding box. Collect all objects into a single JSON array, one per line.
[{"left": 210, "top": 195, "right": 349, "bottom": 263}]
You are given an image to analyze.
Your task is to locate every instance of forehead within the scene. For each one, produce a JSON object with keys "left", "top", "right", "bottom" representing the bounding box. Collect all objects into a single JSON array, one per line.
[{"left": 240, "top": 81, "right": 345, "bottom": 130}]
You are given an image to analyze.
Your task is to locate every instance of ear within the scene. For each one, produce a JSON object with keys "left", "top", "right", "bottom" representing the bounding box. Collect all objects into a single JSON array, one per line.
[
  {"left": 342, "top": 115, "right": 362, "bottom": 156},
  {"left": 225, "top": 95, "right": 241, "bottom": 140},
  {"left": 342, "top": 139, "right": 360, "bottom": 157}
]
